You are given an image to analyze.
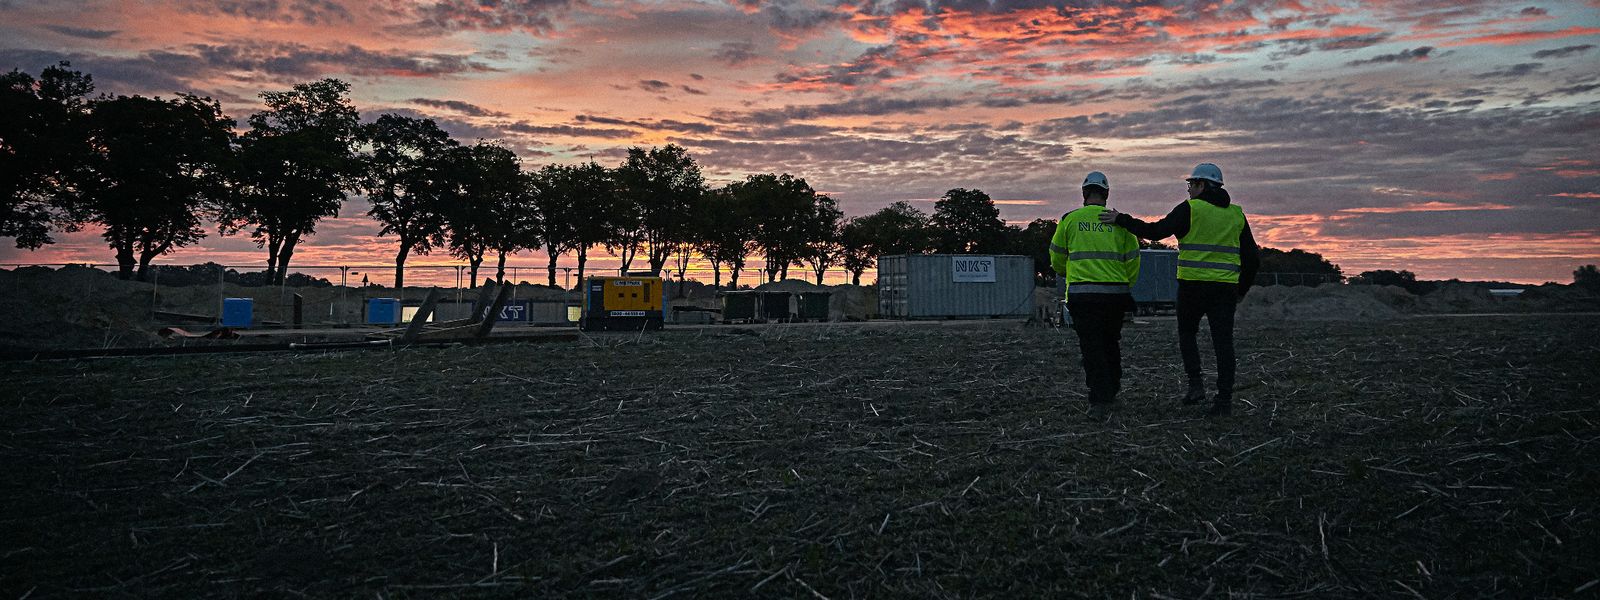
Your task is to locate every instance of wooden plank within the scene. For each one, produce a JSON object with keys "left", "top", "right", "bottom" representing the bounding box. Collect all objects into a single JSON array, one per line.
[
  {"left": 474, "top": 284, "right": 515, "bottom": 338},
  {"left": 414, "top": 324, "right": 480, "bottom": 341},
  {"left": 469, "top": 281, "right": 497, "bottom": 323},
  {"left": 400, "top": 288, "right": 443, "bottom": 343}
]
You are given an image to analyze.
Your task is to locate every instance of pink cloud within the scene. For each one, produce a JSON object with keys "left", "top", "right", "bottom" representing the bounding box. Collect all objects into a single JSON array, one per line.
[{"left": 1447, "top": 25, "right": 1600, "bottom": 46}]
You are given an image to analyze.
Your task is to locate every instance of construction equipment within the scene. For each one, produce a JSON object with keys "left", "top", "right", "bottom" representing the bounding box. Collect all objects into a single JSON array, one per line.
[{"left": 580, "top": 275, "right": 663, "bottom": 331}]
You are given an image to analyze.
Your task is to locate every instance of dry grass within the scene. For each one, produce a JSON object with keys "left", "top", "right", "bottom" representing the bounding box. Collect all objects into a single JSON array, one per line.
[{"left": 2, "top": 315, "right": 1596, "bottom": 598}]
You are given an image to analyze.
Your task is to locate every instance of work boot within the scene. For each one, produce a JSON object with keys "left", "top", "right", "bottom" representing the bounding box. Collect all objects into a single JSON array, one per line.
[
  {"left": 1086, "top": 401, "right": 1117, "bottom": 422},
  {"left": 1205, "top": 398, "right": 1233, "bottom": 418},
  {"left": 1181, "top": 383, "right": 1206, "bottom": 406}
]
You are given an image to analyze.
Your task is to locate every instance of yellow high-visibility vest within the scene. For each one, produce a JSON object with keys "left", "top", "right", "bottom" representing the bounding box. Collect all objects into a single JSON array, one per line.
[
  {"left": 1049, "top": 205, "right": 1140, "bottom": 299},
  {"left": 1177, "top": 199, "right": 1245, "bottom": 283}
]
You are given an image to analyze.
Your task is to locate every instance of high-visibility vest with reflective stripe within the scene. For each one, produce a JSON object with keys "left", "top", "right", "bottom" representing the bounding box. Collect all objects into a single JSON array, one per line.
[
  {"left": 1177, "top": 198, "right": 1245, "bottom": 283},
  {"left": 1049, "top": 205, "right": 1140, "bottom": 299}
]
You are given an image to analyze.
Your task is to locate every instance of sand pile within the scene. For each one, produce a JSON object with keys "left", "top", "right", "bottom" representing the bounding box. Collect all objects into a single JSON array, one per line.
[
  {"left": 0, "top": 266, "right": 165, "bottom": 349},
  {"left": 1238, "top": 284, "right": 1411, "bottom": 320},
  {"left": 751, "top": 279, "right": 877, "bottom": 321}
]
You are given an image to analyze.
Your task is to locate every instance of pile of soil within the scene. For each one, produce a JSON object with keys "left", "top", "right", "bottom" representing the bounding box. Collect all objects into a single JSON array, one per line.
[
  {"left": 1239, "top": 284, "right": 1411, "bottom": 321},
  {"left": 0, "top": 265, "right": 165, "bottom": 349},
  {"left": 751, "top": 279, "right": 877, "bottom": 321},
  {"left": 1236, "top": 282, "right": 1598, "bottom": 320}
]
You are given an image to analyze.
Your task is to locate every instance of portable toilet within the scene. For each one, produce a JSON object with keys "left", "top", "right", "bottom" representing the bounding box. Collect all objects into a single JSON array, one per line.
[
  {"left": 367, "top": 298, "right": 402, "bottom": 325},
  {"left": 719, "top": 291, "right": 757, "bottom": 323},
  {"left": 797, "top": 291, "right": 831, "bottom": 322},
  {"left": 221, "top": 298, "right": 253, "bottom": 328}
]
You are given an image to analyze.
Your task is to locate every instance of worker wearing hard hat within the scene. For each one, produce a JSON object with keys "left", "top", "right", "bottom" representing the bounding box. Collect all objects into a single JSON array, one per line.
[
  {"left": 1098, "top": 163, "right": 1259, "bottom": 417},
  {"left": 1050, "top": 171, "right": 1140, "bottom": 421}
]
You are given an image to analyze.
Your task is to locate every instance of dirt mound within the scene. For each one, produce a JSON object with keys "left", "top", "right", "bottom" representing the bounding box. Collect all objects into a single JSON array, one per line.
[
  {"left": 1518, "top": 284, "right": 1600, "bottom": 312},
  {"left": 1238, "top": 284, "right": 1410, "bottom": 320},
  {"left": 0, "top": 266, "right": 165, "bottom": 349},
  {"left": 1418, "top": 282, "right": 1499, "bottom": 313},
  {"left": 827, "top": 285, "right": 877, "bottom": 321},
  {"left": 753, "top": 278, "right": 826, "bottom": 292},
  {"left": 748, "top": 279, "right": 878, "bottom": 321}
]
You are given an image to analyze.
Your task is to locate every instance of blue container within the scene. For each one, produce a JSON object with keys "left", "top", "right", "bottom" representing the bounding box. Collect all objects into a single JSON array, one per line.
[
  {"left": 367, "top": 298, "right": 401, "bottom": 325},
  {"left": 1131, "top": 249, "right": 1179, "bottom": 305},
  {"left": 221, "top": 298, "right": 253, "bottom": 328}
]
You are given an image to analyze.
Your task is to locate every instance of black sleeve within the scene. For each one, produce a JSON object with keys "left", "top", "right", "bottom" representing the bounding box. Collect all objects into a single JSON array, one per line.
[
  {"left": 1114, "top": 202, "right": 1190, "bottom": 241},
  {"left": 1237, "top": 219, "right": 1260, "bottom": 297}
]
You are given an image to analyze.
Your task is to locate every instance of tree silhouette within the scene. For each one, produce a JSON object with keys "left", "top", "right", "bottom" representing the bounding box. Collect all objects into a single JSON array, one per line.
[
  {"left": 930, "top": 188, "right": 1007, "bottom": 253},
  {"left": 76, "top": 94, "right": 234, "bottom": 280},
  {"left": 443, "top": 142, "right": 522, "bottom": 287},
  {"left": 530, "top": 165, "right": 576, "bottom": 287},
  {"left": 857, "top": 201, "right": 932, "bottom": 256},
  {"left": 1352, "top": 269, "right": 1434, "bottom": 294},
  {"left": 533, "top": 162, "right": 622, "bottom": 287},
  {"left": 472, "top": 145, "right": 538, "bottom": 285},
  {"left": 1573, "top": 264, "right": 1599, "bottom": 292},
  {"left": 358, "top": 114, "right": 458, "bottom": 290},
  {"left": 615, "top": 145, "right": 704, "bottom": 275},
  {"left": 222, "top": 79, "right": 361, "bottom": 285},
  {"left": 731, "top": 173, "right": 819, "bottom": 282},
  {"left": 1016, "top": 218, "right": 1057, "bottom": 285},
  {"left": 694, "top": 186, "right": 756, "bottom": 288},
  {"left": 838, "top": 217, "right": 874, "bottom": 285},
  {"left": 1, "top": 63, "right": 93, "bottom": 249},
  {"left": 800, "top": 195, "right": 843, "bottom": 284},
  {"left": 1259, "top": 247, "right": 1342, "bottom": 285}
]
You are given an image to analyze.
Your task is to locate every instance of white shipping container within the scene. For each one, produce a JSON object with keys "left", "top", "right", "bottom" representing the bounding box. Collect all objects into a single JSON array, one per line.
[{"left": 877, "top": 254, "right": 1035, "bottom": 318}]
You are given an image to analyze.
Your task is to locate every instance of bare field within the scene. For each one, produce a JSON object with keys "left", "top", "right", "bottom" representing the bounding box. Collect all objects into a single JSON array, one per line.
[{"left": 2, "top": 316, "right": 1597, "bottom": 598}]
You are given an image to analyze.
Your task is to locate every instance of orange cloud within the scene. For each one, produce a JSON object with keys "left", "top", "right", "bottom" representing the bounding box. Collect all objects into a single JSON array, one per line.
[{"left": 1447, "top": 26, "right": 1600, "bottom": 46}]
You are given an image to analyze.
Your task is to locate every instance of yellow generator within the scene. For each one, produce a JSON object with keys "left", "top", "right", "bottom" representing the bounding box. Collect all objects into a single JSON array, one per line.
[{"left": 580, "top": 275, "right": 664, "bottom": 331}]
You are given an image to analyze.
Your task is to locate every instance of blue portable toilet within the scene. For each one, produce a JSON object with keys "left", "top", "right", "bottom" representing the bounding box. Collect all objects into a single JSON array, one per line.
[
  {"left": 367, "top": 298, "right": 401, "bottom": 325},
  {"left": 221, "top": 298, "right": 253, "bottom": 328}
]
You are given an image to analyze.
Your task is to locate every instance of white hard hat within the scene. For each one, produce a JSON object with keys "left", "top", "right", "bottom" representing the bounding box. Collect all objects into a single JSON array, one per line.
[
  {"left": 1187, "top": 163, "right": 1223, "bottom": 185},
  {"left": 1082, "top": 171, "right": 1109, "bottom": 190}
]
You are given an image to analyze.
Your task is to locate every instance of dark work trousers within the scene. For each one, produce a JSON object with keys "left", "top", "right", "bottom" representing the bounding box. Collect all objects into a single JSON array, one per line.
[
  {"left": 1177, "top": 281, "right": 1239, "bottom": 400},
  {"left": 1067, "top": 295, "right": 1132, "bottom": 405}
]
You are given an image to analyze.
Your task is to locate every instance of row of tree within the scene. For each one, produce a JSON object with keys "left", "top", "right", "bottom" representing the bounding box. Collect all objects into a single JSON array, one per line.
[
  {"left": 8, "top": 64, "right": 1361, "bottom": 291},
  {"left": 5, "top": 64, "right": 1082, "bottom": 288}
]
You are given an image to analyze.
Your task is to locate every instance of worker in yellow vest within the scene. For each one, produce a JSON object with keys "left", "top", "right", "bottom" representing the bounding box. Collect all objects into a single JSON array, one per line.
[
  {"left": 1099, "top": 163, "right": 1259, "bottom": 417},
  {"left": 1049, "top": 171, "right": 1140, "bottom": 421}
]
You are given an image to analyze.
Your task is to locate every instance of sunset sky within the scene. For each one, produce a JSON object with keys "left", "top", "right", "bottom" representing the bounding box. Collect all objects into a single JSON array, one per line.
[{"left": 2, "top": 0, "right": 1598, "bottom": 284}]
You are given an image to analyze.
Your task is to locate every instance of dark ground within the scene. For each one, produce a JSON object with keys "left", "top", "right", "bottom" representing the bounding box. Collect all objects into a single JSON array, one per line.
[{"left": 2, "top": 315, "right": 1597, "bottom": 598}]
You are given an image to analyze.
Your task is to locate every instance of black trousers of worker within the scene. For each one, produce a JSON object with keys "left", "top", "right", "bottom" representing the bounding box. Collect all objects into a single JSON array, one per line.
[
  {"left": 1177, "top": 281, "right": 1239, "bottom": 401},
  {"left": 1067, "top": 295, "right": 1132, "bottom": 405}
]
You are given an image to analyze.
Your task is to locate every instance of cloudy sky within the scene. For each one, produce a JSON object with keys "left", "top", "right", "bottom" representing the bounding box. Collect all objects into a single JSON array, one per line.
[{"left": 3, "top": 0, "right": 1598, "bottom": 284}]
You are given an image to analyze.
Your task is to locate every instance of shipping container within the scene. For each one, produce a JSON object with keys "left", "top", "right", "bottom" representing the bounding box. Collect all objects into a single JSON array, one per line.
[
  {"left": 876, "top": 254, "right": 1034, "bottom": 319},
  {"left": 1131, "top": 249, "right": 1178, "bottom": 313}
]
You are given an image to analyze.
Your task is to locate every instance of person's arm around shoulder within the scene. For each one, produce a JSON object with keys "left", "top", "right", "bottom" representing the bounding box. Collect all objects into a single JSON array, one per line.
[{"left": 1098, "top": 201, "right": 1190, "bottom": 241}]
